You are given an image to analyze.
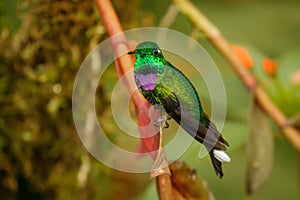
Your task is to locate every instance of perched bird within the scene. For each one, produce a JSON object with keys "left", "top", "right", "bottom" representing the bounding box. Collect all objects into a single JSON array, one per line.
[{"left": 128, "top": 41, "right": 230, "bottom": 178}]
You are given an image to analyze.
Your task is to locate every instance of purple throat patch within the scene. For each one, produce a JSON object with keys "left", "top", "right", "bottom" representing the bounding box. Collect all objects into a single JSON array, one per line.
[{"left": 134, "top": 73, "right": 157, "bottom": 91}]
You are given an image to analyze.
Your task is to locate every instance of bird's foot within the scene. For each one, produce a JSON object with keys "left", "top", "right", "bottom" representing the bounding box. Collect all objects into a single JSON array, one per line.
[
  {"left": 153, "top": 113, "right": 169, "bottom": 129},
  {"left": 152, "top": 104, "right": 170, "bottom": 128}
]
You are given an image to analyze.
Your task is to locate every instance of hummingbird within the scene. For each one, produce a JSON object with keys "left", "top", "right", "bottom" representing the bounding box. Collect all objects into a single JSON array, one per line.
[{"left": 128, "top": 41, "right": 230, "bottom": 178}]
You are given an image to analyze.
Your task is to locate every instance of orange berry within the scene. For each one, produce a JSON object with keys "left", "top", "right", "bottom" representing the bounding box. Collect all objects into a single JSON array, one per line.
[
  {"left": 231, "top": 45, "right": 253, "bottom": 68},
  {"left": 262, "top": 57, "right": 276, "bottom": 75}
]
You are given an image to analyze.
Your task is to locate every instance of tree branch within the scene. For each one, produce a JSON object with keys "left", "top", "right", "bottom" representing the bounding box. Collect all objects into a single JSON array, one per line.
[
  {"left": 93, "top": 0, "right": 174, "bottom": 199},
  {"left": 172, "top": 0, "right": 300, "bottom": 151},
  {"left": 156, "top": 175, "right": 175, "bottom": 200},
  {"left": 94, "top": 0, "right": 159, "bottom": 158}
]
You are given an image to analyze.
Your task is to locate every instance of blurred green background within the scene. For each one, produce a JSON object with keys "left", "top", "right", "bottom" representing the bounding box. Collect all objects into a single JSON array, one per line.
[{"left": 0, "top": 0, "right": 299, "bottom": 199}]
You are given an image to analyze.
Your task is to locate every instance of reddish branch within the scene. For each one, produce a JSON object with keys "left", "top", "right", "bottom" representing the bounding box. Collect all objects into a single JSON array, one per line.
[
  {"left": 93, "top": 0, "right": 174, "bottom": 199},
  {"left": 94, "top": 0, "right": 159, "bottom": 158}
]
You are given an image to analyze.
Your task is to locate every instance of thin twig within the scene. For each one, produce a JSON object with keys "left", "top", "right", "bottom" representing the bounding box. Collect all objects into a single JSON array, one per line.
[
  {"left": 153, "top": 121, "right": 173, "bottom": 199},
  {"left": 172, "top": 0, "right": 300, "bottom": 152},
  {"left": 150, "top": 121, "right": 171, "bottom": 179}
]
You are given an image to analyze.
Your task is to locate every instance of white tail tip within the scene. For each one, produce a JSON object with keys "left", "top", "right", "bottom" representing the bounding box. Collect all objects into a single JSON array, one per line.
[{"left": 213, "top": 150, "right": 231, "bottom": 162}]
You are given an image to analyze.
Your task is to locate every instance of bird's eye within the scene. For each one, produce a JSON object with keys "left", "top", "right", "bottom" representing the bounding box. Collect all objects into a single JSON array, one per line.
[{"left": 152, "top": 49, "right": 160, "bottom": 56}]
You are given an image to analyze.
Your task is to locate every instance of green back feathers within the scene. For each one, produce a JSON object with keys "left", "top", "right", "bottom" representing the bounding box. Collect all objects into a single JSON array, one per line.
[
  {"left": 158, "top": 63, "right": 205, "bottom": 123},
  {"left": 132, "top": 41, "right": 205, "bottom": 125}
]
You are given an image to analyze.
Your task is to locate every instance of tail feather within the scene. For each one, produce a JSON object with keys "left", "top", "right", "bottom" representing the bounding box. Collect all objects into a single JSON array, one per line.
[
  {"left": 163, "top": 95, "right": 230, "bottom": 178},
  {"left": 182, "top": 116, "right": 230, "bottom": 178},
  {"left": 209, "top": 151, "right": 223, "bottom": 178},
  {"left": 204, "top": 114, "right": 229, "bottom": 148},
  {"left": 201, "top": 117, "right": 231, "bottom": 178},
  {"left": 171, "top": 109, "right": 230, "bottom": 178}
]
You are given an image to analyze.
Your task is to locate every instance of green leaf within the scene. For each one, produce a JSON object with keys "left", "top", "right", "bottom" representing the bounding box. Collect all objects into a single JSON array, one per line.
[{"left": 246, "top": 100, "right": 274, "bottom": 194}]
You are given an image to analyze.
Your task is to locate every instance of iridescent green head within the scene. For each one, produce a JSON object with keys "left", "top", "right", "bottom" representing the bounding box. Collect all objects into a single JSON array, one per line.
[{"left": 128, "top": 41, "right": 167, "bottom": 73}]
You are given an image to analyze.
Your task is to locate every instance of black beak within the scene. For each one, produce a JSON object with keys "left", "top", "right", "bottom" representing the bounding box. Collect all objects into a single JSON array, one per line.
[{"left": 127, "top": 51, "right": 135, "bottom": 55}]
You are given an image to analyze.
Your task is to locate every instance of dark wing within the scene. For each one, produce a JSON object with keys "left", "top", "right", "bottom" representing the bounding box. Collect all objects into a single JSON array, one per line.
[
  {"left": 163, "top": 94, "right": 229, "bottom": 178},
  {"left": 158, "top": 63, "right": 229, "bottom": 178},
  {"left": 163, "top": 94, "right": 228, "bottom": 150}
]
